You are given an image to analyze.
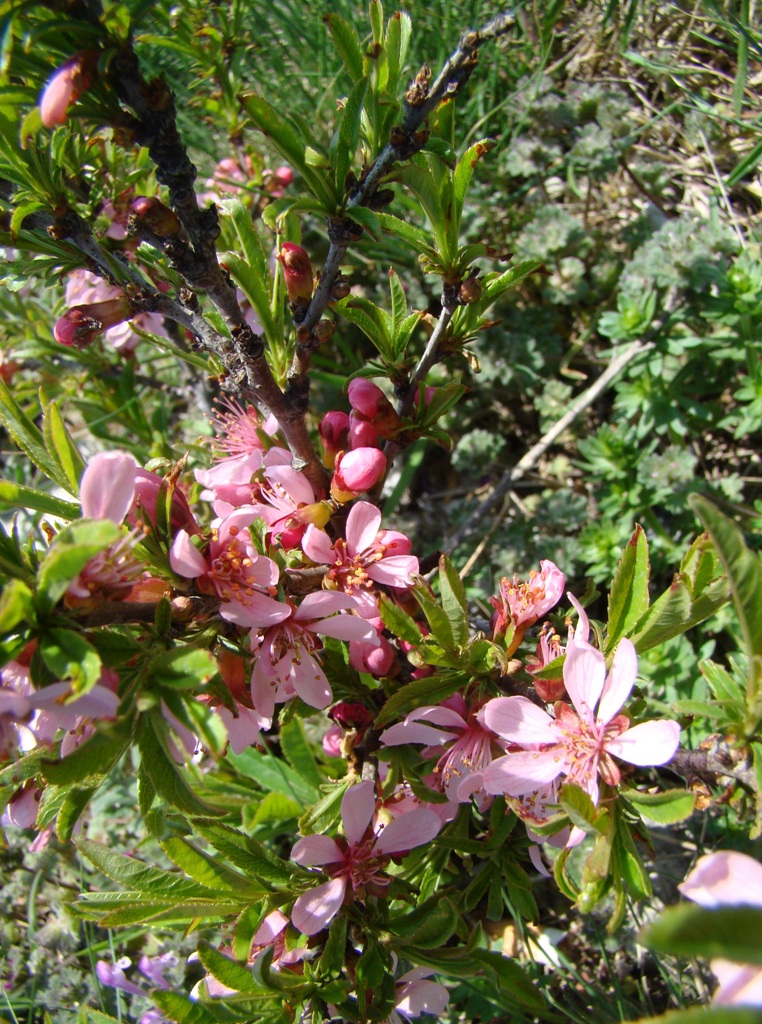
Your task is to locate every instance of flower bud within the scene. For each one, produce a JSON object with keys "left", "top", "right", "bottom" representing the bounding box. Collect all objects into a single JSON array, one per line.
[
  {"left": 349, "top": 636, "right": 397, "bottom": 677},
  {"left": 130, "top": 196, "right": 182, "bottom": 238},
  {"left": 127, "top": 469, "right": 200, "bottom": 535},
  {"left": 277, "top": 242, "right": 313, "bottom": 303},
  {"left": 330, "top": 276, "right": 351, "bottom": 302},
  {"left": 349, "top": 413, "right": 380, "bottom": 450},
  {"left": 53, "top": 296, "right": 132, "bottom": 349},
  {"left": 40, "top": 51, "right": 96, "bottom": 128},
  {"left": 330, "top": 448, "right": 386, "bottom": 502},
  {"left": 347, "top": 378, "right": 402, "bottom": 438},
  {"left": 273, "top": 166, "right": 293, "bottom": 188},
  {"left": 318, "top": 411, "right": 350, "bottom": 468},
  {"left": 459, "top": 272, "right": 482, "bottom": 304}
]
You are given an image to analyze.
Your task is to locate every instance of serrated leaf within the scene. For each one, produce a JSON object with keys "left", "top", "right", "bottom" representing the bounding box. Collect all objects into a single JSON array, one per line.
[
  {"left": 375, "top": 212, "right": 438, "bottom": 258},
  {"left": 160, "top": 838, "right": 257, "bottom": 893},
  {"left": 625, "top": 788, "right": 695, "bottom": 824},
  {"left": 150, "top": 646, "right": 218, "bottom": 688},
  {"left": 197, "top": 940, "right": 261, "bottom": 993},
  {"left": 378, "top": 594, "right": 423, "bottom": 644},
  {"left": 42, "top": 399, "right": 86, "bottom": 495},
  {"left": 39, "top": 627, "right": 102, "bottom": 696},
  {"left": 375, "top": 673, "right": 467, "bottom": 728},
  {"left": 558, "top": 782, "right": 602, "bottom": 833},
  {"left": 335, "top": 76, "right": 367, "bottom": 190},
  {"left": 629, "top": 572, "right": 729, "bottom": 653},
  {"left": 632, "top": 1008, "right": 762, "bottom": 1024},
  {"left": 325, "top": 13, "right": 364, "bottom": 81},
  {"left": 227, "top": 746, "right": 316, "bottom": 807},
  {"left": 480, "top": 260, "right": 545, "bottom": 306},
  {"left": 451, "top": 139, "right": 495, "bottom": 244},
  {"left": 42, "top": 724, "right": 130, "bottom": 786},
  {"left": 412, "top": 580, "right": 454, "bottom": 650},
  {"left": 152, "top": 988, "right": 257, "bottom": 1023},
  {"left": 643, "top": 904, "right": 762, "bottom": 965},
  {"left": 193, "top": 819, "right": 293, "bottom": 887},
  {"left": 611, "top": 815, "right": 651, "bottom": 900},
  {"left": 437, "top": 554, "right": 468, "bottom": 647},
  {"left": 280, "top": 718, "right": 322, "bottom": 792},
  {"left": 470, "top": 949, "right": 546, "bottom": 1011},
  {"left": 0, "top": 479, "right": 80, "bottom": 519},
  {"left": 298, "top": 781, "right": 349, "bottom": 835},
  {"left": 57, "top": 784, "right": 98, "bottom": 842},
  {"left": 389, "top": 894, "right": 459, "bottom": 947},
  {"left": 606, "top": 524, "right": 650, "bottom": 651},
  {"left": 35, "top": 519, "right": 121, "bottom": 615},
  {"left": 334, "top": 295, "right": 392, "bottom": 358},
  {"left": 250, "top": 790, "right": 302, "bottom": 826},
  {"left": 0, "top": 577, "right": 35, "bottom": 633},
  {"left": 138, "top": 712, "right": 223, "bottom": 818},
  {"left": 0, "top": 378, "right": 71, "bottom": 490}
]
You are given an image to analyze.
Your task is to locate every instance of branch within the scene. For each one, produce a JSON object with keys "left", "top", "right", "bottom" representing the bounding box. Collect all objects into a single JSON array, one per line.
[{"left": 284, "top": 10, "right": 515, "bottom": 405}]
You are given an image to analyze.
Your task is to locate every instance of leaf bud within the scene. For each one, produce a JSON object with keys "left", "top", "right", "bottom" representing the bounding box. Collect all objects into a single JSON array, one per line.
[
  {"left": 459, "top": 272, "right": 482, "bottom": 304},
  {"left": 314, "top": 319, "right": 335, "bottom": 344},
  {"left": 130, "top": 196, "right": 182, "bottom": 238},
  {"left": 330, "top": 276, "right": 351, "bottom": 301}
]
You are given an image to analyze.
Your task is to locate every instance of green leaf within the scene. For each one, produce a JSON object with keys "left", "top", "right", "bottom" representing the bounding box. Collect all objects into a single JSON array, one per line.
[
  {"left": 42, "top": 399, "right": 86, "bottom": 495},
  {"left": 412, "top": 580, "right": 455, "bottom": 650},
  {"left": 643, "top": 904, "right": 762, "bottom": 965},
  {"left": 378, "top": 593, "right": 423, "bottom": 644},
  {"left": 632, "top": 1008, "right": 762, "bottom": 1024},
  {"left": 629, "top": 569, "right": 729, "bottom": 654},
  {"left": 241, "top": 94, "right": 338, "bottom": 211},
  {"left": 250, "top": 790, "right": 302, "bottom": 826},
  {"left": 375, "top": 212, "right": 438, "bottom": 258},
  {"left": 228, "top": 744, "right": 317, "bottom": 806},
  {"left": 160, "top": 838, "right": 257, "bottom": 894},
  {"left": 152, "top": 989, "right": 255, "bottom": 1023},
  {"left": 193, "top": 819, "right": 293, "bottom": 887},
  {"left": 0, "top": 379, "right": 71, "bottom": 491},
  {"left": 469, "top": 949, "right": 546, "bottom": 1011},
  {"left": 606, "top": 524, "right": 650, "bottom": 651},
  {"left": 389, "top": 894, "right": 459, "bottom": 947},
  {"left": 42, "top": 724, "right": 130, "bottom": 786},
  {"left": 150, "top": 646, "right": 218, "bottom": 689},
  {"left": 690, "top": 496, "right": 762, "bottom": 731},
  {"left": 82, "top": 1011, "right": 123, "bottom": 1024},
  {"left": 479, "top": 259, "right": 545, "bottom": 306},
  {"left": 611, "top": 815, "right": 651, "bottom": 901},
  {"left": 0, "top": 577, "right": 35, "bottom": 633},
  {"left": 334, "top": 295, "right": 392, "bottom": 359},
  {"left": 197, "top": 940, "right": 261, "bottom": 993},
  {"left": 138, "top": 712, "right": 223, "bottom": 818},
  {"left": 375, "top": 673, "right": 467, "bottom": 728},
  {"left": 35, "top": 519, "right": 121, "bottom": 615},
  {"left": 298, "top": 781, "right": 349, "bottom": 835},
  {"left": 57, "top": 784, "right": 99, "bottom": 842},
  {"left": 335, "top": 76, "right": 368, "bottom": 190},
  {"left": 39, "top": 628, "right": 102, "bottom": 696},
  {"left": 451, "top": 138, "right": 495, "bottom": 242},
  {"left": 280, "top": 718, "right": 322, "bottom": 793},
  {"left": 76, "top": 838, "right": 234, "bottom": 900},
  {"left": 437, "top": 554, "right": 468, "bottom": 647},
  {"left": 325, "top": 13, "right": 364, "bottom": 82},
  {"left": 558, "top": 782, "right": 603, "bottom": 833},
  {"left": 0, "top": 479, "right": 80, "bottom": 519},
  {"left": 625, "top": 788, "right": 696, "bottom": 824}
]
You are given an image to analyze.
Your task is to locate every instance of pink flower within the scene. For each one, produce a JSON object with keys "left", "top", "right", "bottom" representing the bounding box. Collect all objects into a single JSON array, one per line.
[
  {"left": 169, "top": 509, "right": 285, "bottom": 626},
  {"left": 381, "top": 694, "right": 498, "bottom": 812},
  {"left": 482, "top": 618, "right": 680, "bottom": 811},
  {"left": 331, "top": 448, "right": 387, "bottom": 502},
  {"left": 277, "top": 242, "right": 313, "bottom": 304},
  {"left": 290, "top": 780, "right": 441, "bottom": 935},
  {"left": 39, "top": 51, "right": 96, "bottom": 128},
  {"left": 246, "top": 592, "right": 379, "bottom": 725},
  {"left": 303, "top": 500, "right": 418, "bottom": 617},
  {"left": 490, "top": 560, "right": 566, "bottom": 646},
  {"left": 679, "top": 851, "right": 762, "bottom": 1006},
  {"left": 393, "top": 967, "right": 450, "bottom": 1020},
  {"left": 127, "top": 468, "right": 199, "bottom": 535}
]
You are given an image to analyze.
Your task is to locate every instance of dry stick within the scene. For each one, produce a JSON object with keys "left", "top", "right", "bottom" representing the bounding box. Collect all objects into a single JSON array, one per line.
[
  {"left": 445, "top": 339, "right": 656, "bottom": 567},
  {"left": 284, "top": 11, "right": 516, "bottom": 403}
]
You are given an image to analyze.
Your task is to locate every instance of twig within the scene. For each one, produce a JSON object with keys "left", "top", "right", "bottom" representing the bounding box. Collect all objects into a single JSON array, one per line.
[
  {"left": 444, "top": 340, "right": 655, "bottom": 556},
  {"left": 284, "top": 11, "right": 516, "bottom": 403}
]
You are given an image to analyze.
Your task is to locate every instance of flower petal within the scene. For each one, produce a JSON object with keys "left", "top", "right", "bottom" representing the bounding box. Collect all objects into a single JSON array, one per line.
[
  {"left": 380, "top": 721, "right": 458, "bottom": 747},
  {"left": 291, "top": 876, "right": 346, "bottom": 936},
  {"left": 373, "top": 807, "right": 441, "bottom": 856},
  {"left": 482, "top": 696, "right": 557, "bottom": 745},
  {"left": 291, "top": 834, "right": 344, "bottom": 867},
  {"left": 482, "top": 750, "right": 565, "bottom": 796},
  {"left": 220, "top": 593, "right": 292, "bottom": 628},
  {"left": 679, "top": 851, "right": 762, "bottom": 909},
  {"left": 81, "top": 451, "right": 136, "bottom": 523},
  {"left": 712, "top": 960, "right": 762, "bottom": 1006},
  {"left": 345, "top": 501, "right": 381, "bottom": 556},
  {"left": 302, "top": 525, "right": 335, "bottom": 564},
  {"left": 605, "top": 719, "right": 680, "bottom": 766},
  {"left": 597, "top": 638, "right": 637, "bottom": 725},
  {"left": 563, "top": 641, "right": 606, "bottom": 724},
  {"left": 291, "top": 651, "right": 333, "bottom": 709},
  {"left": 170, "top": 530, "right": 208, "bottom": 579},
  {"left": 342, "top": 780, "right": 376, "bottom": 847}
]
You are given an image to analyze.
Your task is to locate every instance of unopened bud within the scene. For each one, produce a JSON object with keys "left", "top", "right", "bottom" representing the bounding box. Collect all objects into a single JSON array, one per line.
[
  {"left": 53, "top": 296, "right": 132, "bottom": 349},
  {"left": 277, "top": 242, "right": 313, "bottom": 303},
  {"left": 39, "top": 51, "right": 97, "bottom": 128},
  {"left": 330, "top": 276, "right": 351, "bottom": 302},
  {"left": 459, "top": 273, "right": 482, "bottom": 304},
  {"left": 273, "top": 166, "right": 293, "bottom": 188},
  {"left": 314, "top": 319, "right": 335, "bottom": 344},
  {"left": 330, "top": 447, "right": 386, "bottom": 502},
  {"left": 348, "top": 378, "right": 402, "bottom": 438},
  {"left": 349, "top": 413, "right": 380, "bottom": 450},
  {"left": 130, "top": 196, "right": 182, "bottom": 238},
  {"left": 319, "top": 411, "right": 349, "bottom": 468}
]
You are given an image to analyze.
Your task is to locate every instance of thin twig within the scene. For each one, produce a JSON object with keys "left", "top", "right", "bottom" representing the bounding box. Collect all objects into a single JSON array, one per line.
[{"left": 444, "top": 340, "right": 655, "bottom": 558}]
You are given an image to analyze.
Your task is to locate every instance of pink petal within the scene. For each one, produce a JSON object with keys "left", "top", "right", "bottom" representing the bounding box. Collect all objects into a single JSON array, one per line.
[
  {"left": 605, "top": 719, "right": 680, "bottom": 766},
  {"left": 563, "top": 641, "right": 606, "bottom": 725},
  {"left": 301, "top": 525, "right": 335, "bottom": 564},
  {"left": 216, "top": 705, "right": 262, "bottom": 755},
  {"left": 341, "top": 780, "right": 376, "bottom": 846},
  {"left": 291, "top": 876, "right": 346, "bottom": 935},
  {"left": 291, "top": 834, "right": 344, "bottom": 867},
  {"left": 220, "top": 593, "right": 292, "bottom": 628},
  {"left": 264, "top": 464, "right": 316, "bottom": 505},
  {"left": 345, "top": 501, "right": 381, "bottom": 556},
  {"left": 567, "top": 592, "right": 590, "bottom": 644},
  {"left": 311, "top": 614, "right": 379, "bottom": 643},
  {"left": 80, "top": 451, "right": 136, "bottom": 522},
  {"left": 290, "top": 652, "right": 332, "bottom": 709},
  {"left": 368, "top": 555, "right": 418, "bottom": 587},
  {"left": 712, "top": 961, "right": 762, "bottom": 1006},
  {"left": 380, "top": 721, "right": 458, "bottom": 747},
  {"left": 253, "top": 909, "right": 288, "bottom": 946},
  {"left": 679, "top": 851, "right": 762, "bottom": 909},
  {"left": 295, "top": 591, "right": 359, "bottom": 620},
  {"left": 373, "top": 807, "right": 441, "bottom": 856},
  {"left": 482, "top": 696, "right": 557, "bottom": 744},
  {"left": 396, "top": 979, "right": 449, "bottom": 1016},
  {"left": 482, "top": 750, "right": 565, "bottom": 796},
  {"left": 170, "top": 530, "right": 208, "bottom": 579},
  {"left": 597, "top": 638, "right": 638, "bottom": 725}
]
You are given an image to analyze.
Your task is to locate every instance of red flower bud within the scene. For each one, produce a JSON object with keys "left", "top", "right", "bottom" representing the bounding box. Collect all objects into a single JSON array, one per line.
[
  {"left": 329, "top": 701, "right": 374, "bottom": 731},
  {"left": 130, "top": 196, "right": 182, "bottom": 238},
  {"left": 126, "top": 469, "right": 200, "bottom": 535},
  {"left": 347, "top": 378, "right": 402, "bottom": 438},
  {"left": 459, "top": 273, "right": 482, "bottom": 304},
  {"left": 273, "top": 166, "right": 294, "bottom": 188},
  {"left": 318, "top": 411, "right": 350, "bottom": 468},
  {"left": 349, "top": 413, "right": 380, "bottom": 450},
  {"left": 330, "top": 448, "right": 386, "bottom": 502},
  {"left": 277, "top": 242, "right": 313, "bottom": 303},
  {"left": 53, "top": 297, "right": 132, "bottom": 349},
  {"left": 40, "top": 51, "right": 97, "bottom": 128}
]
